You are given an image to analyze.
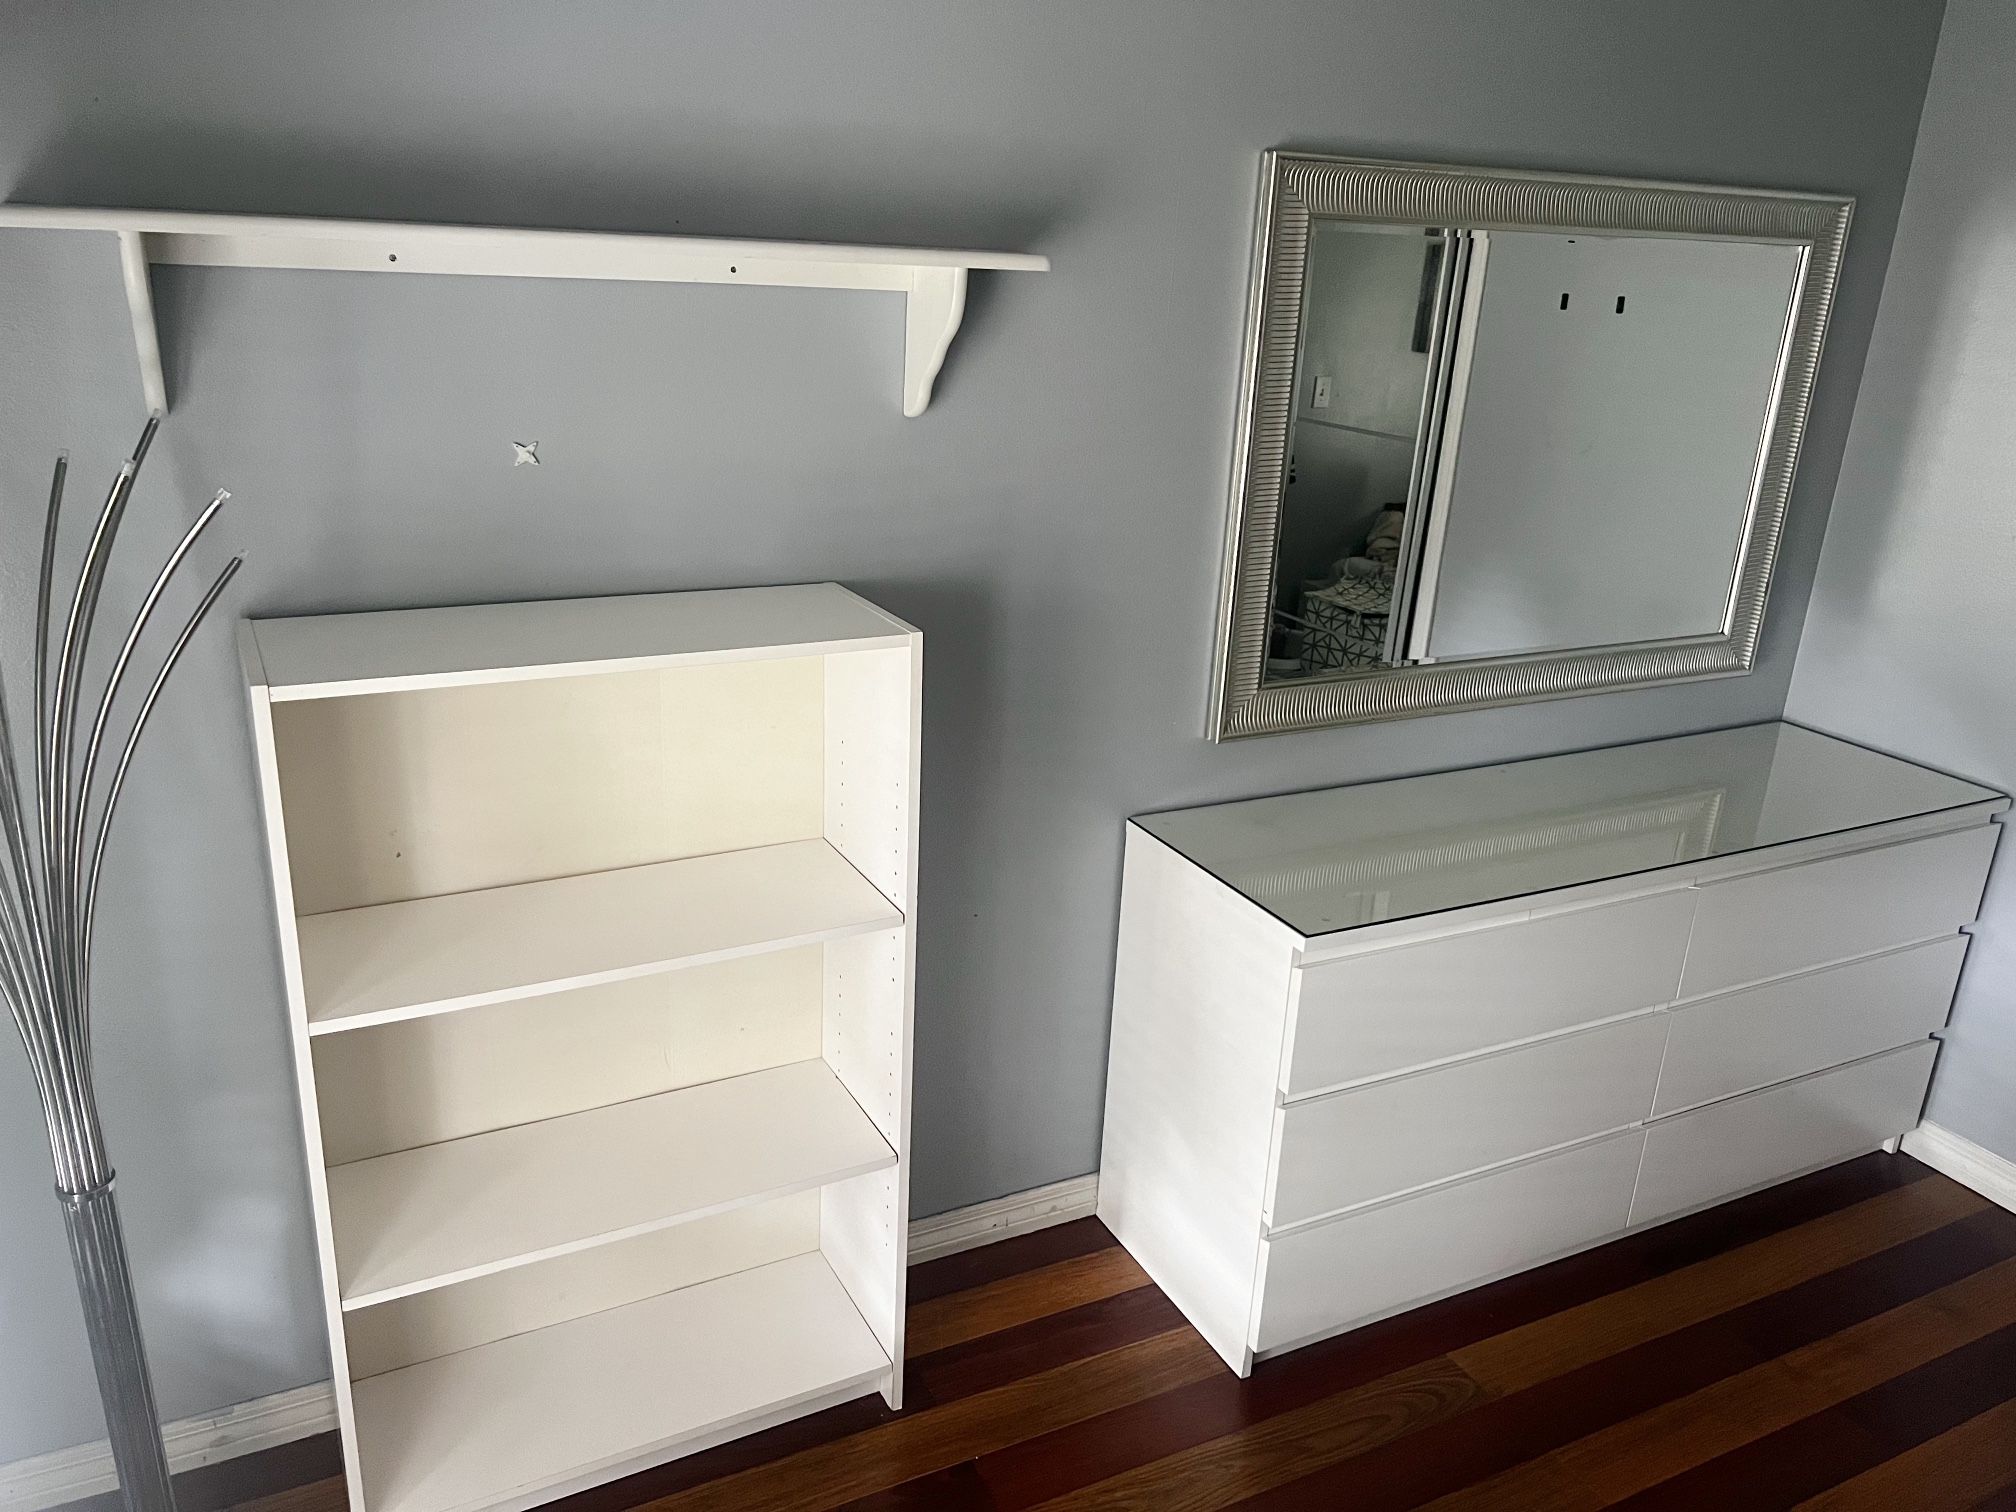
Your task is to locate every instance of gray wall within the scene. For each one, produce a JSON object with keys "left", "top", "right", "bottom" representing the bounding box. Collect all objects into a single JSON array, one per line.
[
  {"left": 0, "top": 0, "right": 1943, "bottom": 1463},
  {"left": 1787, "top": 0, "right": 2016, "bottom": 1160}
]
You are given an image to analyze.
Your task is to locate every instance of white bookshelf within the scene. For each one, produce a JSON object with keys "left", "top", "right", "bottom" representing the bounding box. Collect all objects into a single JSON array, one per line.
[{"left": 242, "top": 583, "right": 921, "bottom": 1512}]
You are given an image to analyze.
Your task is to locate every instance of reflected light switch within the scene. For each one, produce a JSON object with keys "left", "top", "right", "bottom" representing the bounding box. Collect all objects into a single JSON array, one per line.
[{"left": 1313, "top": 375, "right": 1332, "bottom": 409}]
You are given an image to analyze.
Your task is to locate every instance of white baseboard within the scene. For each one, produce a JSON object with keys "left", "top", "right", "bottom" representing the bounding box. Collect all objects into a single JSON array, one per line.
[
  {"left": 0, "top": 1383, "right": 338, "bottom": 1512},
  {"left": 906, "top": 1172, "right": 1100, "bottom": 1264},
  {"left": 1902, "top": 1121, "right": 2016, "bottom": 1213},
  {"left": 0, "top": 1171, "right": 1104, "bottom": 1510}
]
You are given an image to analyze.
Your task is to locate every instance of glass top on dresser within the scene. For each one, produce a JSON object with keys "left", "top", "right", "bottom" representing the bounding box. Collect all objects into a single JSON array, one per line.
[{"left": 1136, "top": 723, "right": 2005, "bottom": 937}]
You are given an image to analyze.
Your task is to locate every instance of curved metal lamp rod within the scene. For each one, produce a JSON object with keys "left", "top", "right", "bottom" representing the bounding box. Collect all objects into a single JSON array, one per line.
[{"left": 0, "top": 419, "right": 239, "bottom": 1512}]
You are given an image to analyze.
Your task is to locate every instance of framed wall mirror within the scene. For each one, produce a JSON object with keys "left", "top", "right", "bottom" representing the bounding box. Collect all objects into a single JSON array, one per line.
[{"left": 1209, "top": 152, "right": 1852, "bottom": 739}]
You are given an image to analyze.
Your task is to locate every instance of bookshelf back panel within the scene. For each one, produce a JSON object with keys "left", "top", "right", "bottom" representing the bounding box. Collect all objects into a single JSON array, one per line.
[
  {"left": 822, "top": 1166, "right": 903, "bottom": 1364},
  {"left": 273, "top": 657, "right": 825, "bottom": 915},
  {"left": 825, "top": 648, "right": 916, "bottom": 906},
  {"left": 342, "top": 1191, "right": 820, "bottom": 1379},
  {"left": 823, "top": 930, "right": 906, "bottom": 1149},
  {"left": 314, "top": 947, "right": 824, "bottom": 1164}
]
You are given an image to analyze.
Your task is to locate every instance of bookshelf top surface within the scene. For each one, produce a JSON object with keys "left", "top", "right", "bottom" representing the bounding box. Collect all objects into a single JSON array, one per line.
[{"left": 244, "top": 583, "right": 916, "bottom": 700}]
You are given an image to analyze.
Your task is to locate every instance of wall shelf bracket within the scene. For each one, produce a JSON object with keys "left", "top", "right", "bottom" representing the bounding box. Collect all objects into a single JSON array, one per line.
[
  {"left": 902, "top": 266, "right": 967, "bottom": 418},
  {"left": 1, "top": 207, "right": 1047, "bottom": 418},
  {"left": 112, "top": 230, "right": 168, "bottom": 416}
]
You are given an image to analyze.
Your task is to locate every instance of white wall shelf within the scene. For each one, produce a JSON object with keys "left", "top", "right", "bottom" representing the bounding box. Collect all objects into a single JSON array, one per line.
[
  {"left": 351, "top": 1253, "right": 887, "bottom": 1512},
  {"left": 297, "top": 838, "right": 902, "bottom": 1032},
  {"left": 0, "top": 205, "right": 1048, "bottom": 416},
  {"left": 327, "top": 1059, "right": 897, "bottom": 1308},
  {"left": 243, "top": 583, "right": 922, "bottom": 1512}
]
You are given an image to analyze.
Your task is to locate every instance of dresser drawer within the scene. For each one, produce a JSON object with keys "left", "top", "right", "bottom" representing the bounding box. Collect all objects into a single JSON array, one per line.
[
  {"left": 1285, "top": 889, "right": 1694, "bottom": 1094},
  {"left": 1631, "top": 1041, "right": 1937, "bottom": 1226},
  {"left": 1253, "top": 1129, "right": 1643, "bottom": 1354},
  {"left": 1654, "top": 936, "right": 1964, "bottom": 1116},
  {"left": 1679, "top": 825, "right": 1996, "bottom": 999},
  {"left": 1267, "top": 1012, "right": 1666, "bottom": 1227}
]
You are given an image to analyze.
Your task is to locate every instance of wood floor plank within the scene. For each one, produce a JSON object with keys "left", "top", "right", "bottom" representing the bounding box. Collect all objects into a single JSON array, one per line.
[
  {"left": 968, "top": 1293, "right": 1533, "bottom": 1511},
  {"left": 907, "top": 1245, "right": 1150, "bottom": 1357},
  {"left": 1791, "top": 1397, "right": 2016, "bottom": 1511},
  {"left": 1226, "top": 1203, "right": 2016, "bottom": 1512},
  {"left": 1423, "top": 1253, "right": 2016, "bottom": 1511},
  {"left": 839, "top": 1459, "right": 997, "bottom": 1511},
  {"left": 1229, "top": 1331, "right": 1765, "bottom": 1511},
  {"left": 1608, "top": 1318, "right": 2016, "bottom": 1511},
  {"left": 1025, "top": 1357, "right": 1488, "bottom": 1512},
  {"left": 1454, "top": 1173, "right": 1986, "bottom": 1392},
  {"left": 1621, "top": 1153, "right": 1930, "bottom": 1272},
  {"left": 1727, "top": 1204, "right": 2016, "bottom": 1361},
  {"left": 974, "top": 1362, "right": 1316, "bottom": 1510},
  {"left": 225, "top": 1478, "right": 347, "bottom": 1512},
  {"left": 547, "top": 1396, "right": 898, "bottom": 1512},
  {"left": 1838, "top": 1308, "right": 2016, "bottom": 1453},
  {"left": 909, "top": 1282, "right": 1189, "bottom": 1405},
  {"left": 907, "top": 1218, "right": 1116, "bottom": 1304},
  {"left": 183, "top": 1160, "right": 2013, "bottom": 1512},
  {"left": 965, "top": 1162, "right": 1975, "bottom": 1512},
  {"left": 641, "top": 1326, "right": 1223, "bottom": 1512}
]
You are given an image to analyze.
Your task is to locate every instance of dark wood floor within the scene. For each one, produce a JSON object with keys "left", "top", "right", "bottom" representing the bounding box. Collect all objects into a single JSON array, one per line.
[{"left": 124, "top": 1152, "right": 2016, "bottom": 1512}]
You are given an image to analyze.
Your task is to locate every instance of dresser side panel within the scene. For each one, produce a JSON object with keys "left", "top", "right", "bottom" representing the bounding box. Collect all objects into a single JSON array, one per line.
[{"left": 1098, "top": 828, "right": 1293, "bottom": 1374}]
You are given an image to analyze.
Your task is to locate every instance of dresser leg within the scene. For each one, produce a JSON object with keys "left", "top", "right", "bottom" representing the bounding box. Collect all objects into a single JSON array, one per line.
[{"left": 1882, "top": 1135, "right": 1903, "bottom": 1155}]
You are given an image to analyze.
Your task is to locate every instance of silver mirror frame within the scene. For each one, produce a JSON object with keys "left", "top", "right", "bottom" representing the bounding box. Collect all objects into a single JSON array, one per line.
[{"left": 1209, "top": 152, "right": 1852, "bottom": 740}]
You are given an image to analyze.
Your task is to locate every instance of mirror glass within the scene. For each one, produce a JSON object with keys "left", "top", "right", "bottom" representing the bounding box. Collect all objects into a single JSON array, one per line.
[
  {"left": 1263, "top": 215, "right": 1805, "bottom": 687},
  {"left": 1214, "top": 155, "right": 1849, "bottom": 737},
  {"left": 1269, "top": 221, "right": 1440, "bottom": 680}
]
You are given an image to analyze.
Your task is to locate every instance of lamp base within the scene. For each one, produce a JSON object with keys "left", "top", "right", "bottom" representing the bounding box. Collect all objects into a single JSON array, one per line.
[{"left": 59, "top": 1181, "right": 176, "bottom": 1512}]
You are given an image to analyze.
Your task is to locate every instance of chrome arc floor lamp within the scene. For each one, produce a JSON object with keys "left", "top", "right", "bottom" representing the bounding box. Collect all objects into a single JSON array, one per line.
[{"left": 1, "top": 418, "right": 240, "bottom": 1512}]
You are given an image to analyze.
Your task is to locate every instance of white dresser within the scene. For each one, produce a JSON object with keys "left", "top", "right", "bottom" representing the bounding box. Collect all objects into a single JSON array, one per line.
[{"left": 1096, "top": 723, "right": 2005, "bottom": 1375}]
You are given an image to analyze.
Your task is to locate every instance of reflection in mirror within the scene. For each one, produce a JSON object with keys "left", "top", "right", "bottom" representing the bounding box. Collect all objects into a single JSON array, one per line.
[
  {"left": 1214, "top": 154, "right": 1852, "bottom": 736},
  {"left": 1266, "top": 219, "right": 1805, "bottom": 686},
  {"left": 1268, "top": 222, "right": 1443, "bottom": 684},
  {"left": 1413, "top": 232, "right": 1803, "bottom": 663}
]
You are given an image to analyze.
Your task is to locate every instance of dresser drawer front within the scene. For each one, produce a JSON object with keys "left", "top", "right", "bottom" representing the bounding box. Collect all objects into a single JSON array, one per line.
[
  {"left": 1286, "top": 889, "right": 1694, "bottom": 1094},
  {"left": 1254, "top": 1130, "right": 1643, "bottom": 1354},
  {"left": 1654, "top": 936, "right": 1964, "bottom": 1116},
  {"left": 1679, "top": 826, "right": 1996, "bottom": 999},
  {"left": 1269, "top": 1013, "right": 1667, "bottom": 1227},
  {"left": 1631, "top": 1041, "right": 1937, "bottom": 1226}
]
